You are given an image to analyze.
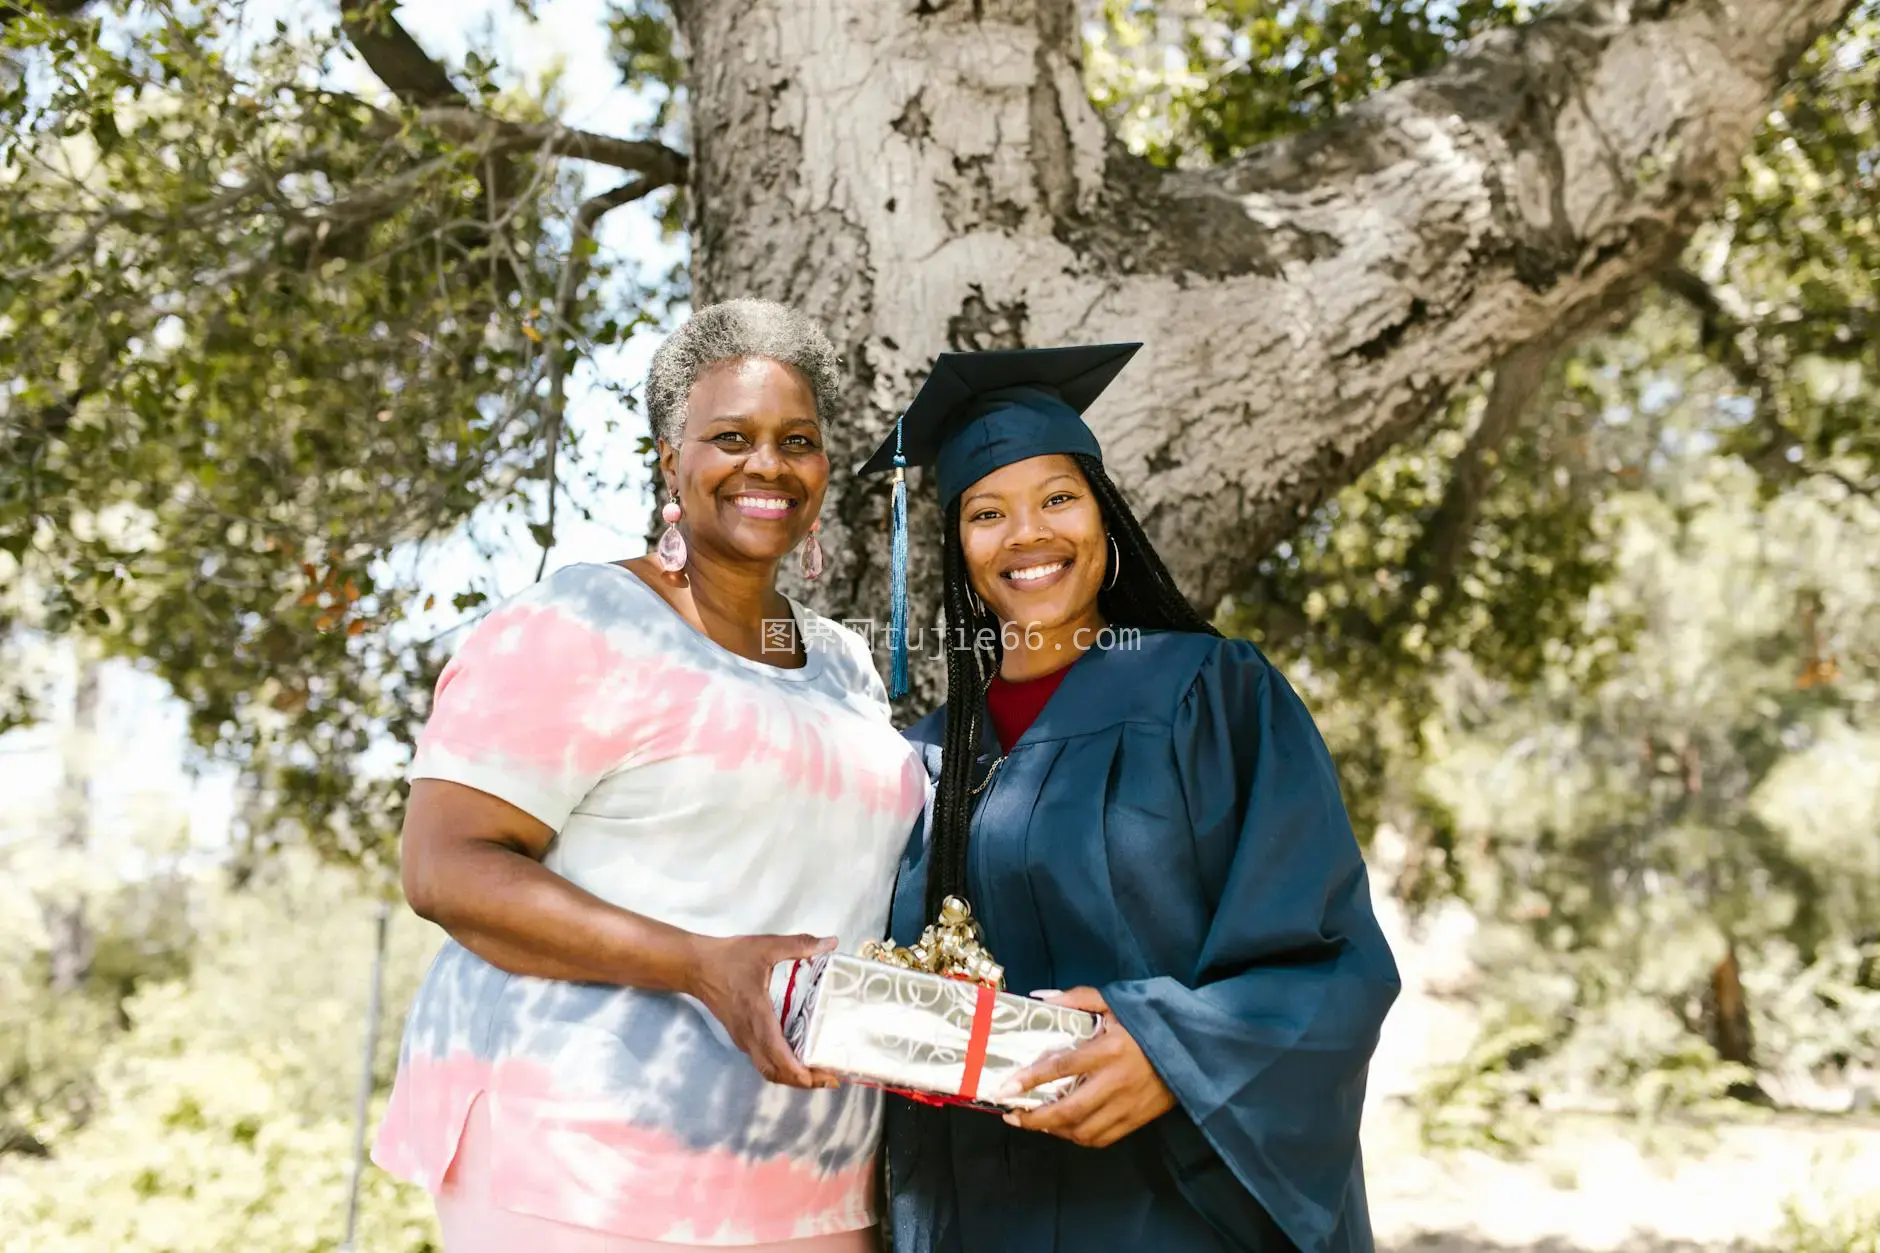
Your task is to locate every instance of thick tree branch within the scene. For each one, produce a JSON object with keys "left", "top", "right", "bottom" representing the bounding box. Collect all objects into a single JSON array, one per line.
[
  {"left": 1102, "top": 0, "right": 1863, "bottom": 607},
  {"left": 333, "top": 0, "right": 535, "bottom": 302},
  {"left": 337, "top": 0, "right": 464, "bottom": 107},
  {"left": 676, "top": 0, "right": 1857, "bottom": 693},
  {"left": 287, "top": 114, "right": 684, "bottom": 233},
  {"left": 1396, "top": 341, "right": 1555, "bottom": 623},
  {"left": 333, "top": 6, "right": 685, "bottom": 189},
  {"left": 1392, "top": 281, "right": 1630, "bottom": 635},
  {"left": 327, "top": 0, "right": 683, "bottom": 405}
]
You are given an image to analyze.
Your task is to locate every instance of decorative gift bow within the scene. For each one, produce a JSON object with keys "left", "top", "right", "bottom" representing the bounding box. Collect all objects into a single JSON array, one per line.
[
  {"left": 852, "top": 896, "right": 1014, "bottom": 1109},
  {"left": 859, "top": 895, "right": 1005, "bottom": 990}
]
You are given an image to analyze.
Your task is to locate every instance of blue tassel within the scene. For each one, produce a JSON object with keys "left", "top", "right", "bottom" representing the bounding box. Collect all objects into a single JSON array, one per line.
[{"left": 889, "top": 421, "right": 910, "bottom": 700}]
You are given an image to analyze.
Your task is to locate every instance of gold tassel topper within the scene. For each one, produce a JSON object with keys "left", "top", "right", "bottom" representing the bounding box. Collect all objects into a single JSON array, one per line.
[{"left": 859, "top": 895, "right": 1005, "bottom": 990}]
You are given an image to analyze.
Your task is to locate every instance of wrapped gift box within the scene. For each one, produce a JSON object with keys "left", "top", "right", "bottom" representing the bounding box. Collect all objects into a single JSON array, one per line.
[{"left": 779, "top": 952, "right": 1100, "bottom": 1111}]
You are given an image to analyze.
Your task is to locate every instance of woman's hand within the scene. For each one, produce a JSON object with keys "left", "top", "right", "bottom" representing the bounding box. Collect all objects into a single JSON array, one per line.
[
  {"left": 997, "top": 987, "right": 1175, "bottom": 1148},
  {"left": 685, "top": 932, "right": 843, "bottom": 1090}
]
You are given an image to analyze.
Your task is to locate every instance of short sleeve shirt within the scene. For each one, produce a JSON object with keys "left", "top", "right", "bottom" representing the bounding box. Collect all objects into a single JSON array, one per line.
[{"left": 372, "top": 563, "right": 927, "bottom": 1244}]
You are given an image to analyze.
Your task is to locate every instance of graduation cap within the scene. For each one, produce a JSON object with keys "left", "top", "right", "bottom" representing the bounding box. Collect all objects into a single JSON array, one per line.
[{"left": 858, "top": 342, "right": 1142, "bottom": 698}]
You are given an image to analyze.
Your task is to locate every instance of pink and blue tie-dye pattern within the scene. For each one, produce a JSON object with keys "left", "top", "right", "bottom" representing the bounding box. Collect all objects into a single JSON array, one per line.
[{"left": 372, "top": 563, "right": 928, "bottom": 1245}]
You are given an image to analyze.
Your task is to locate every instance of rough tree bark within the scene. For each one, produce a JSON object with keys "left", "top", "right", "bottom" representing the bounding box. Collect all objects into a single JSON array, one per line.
[{"left": 674, "top": 0, "right": 1854, "bottom": 700}]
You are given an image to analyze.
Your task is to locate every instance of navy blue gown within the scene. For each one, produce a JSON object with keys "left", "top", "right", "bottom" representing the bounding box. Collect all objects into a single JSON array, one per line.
[{"left": 882, "top": 631, "right": 1400, "bottom": 1253}]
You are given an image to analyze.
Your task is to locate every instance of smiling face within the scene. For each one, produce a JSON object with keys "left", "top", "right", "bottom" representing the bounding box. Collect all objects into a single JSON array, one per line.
[
  {"left": 659, "top": 356, "right": 829, "bottom": 567},
  {"left": 957, "top": 453, "right": 1109, "bottom": 640}
]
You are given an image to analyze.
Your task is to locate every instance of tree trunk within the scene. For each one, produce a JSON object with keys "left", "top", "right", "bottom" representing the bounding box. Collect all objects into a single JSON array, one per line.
[
  {"left": 44, "top": 654, "right": 101, "bottom": 994},
  {"left": 676, "top": 0, "right": 1853, "bottom": 703},
  {"left": 1705, "top": 937, "right": 1770, "bottom": 1102},
  {"left": 1707, "top": 941, "right": 1753, "bottom": 1068}
]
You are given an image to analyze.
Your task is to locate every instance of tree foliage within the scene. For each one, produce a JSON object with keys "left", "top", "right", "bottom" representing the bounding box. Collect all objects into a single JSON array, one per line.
[
  {"left": 1088, "top": 0, "right": 1880, "bottom": 1094},
  {"left": 1, "top": 0, "right": 680, "bottom": 862},
  {"left": 1087, "top": 0, "right": 1537, "bottom": 165},
  {"left": 1407, "top": 324, "right": 1880, "bottom": 1136},
  {"left": 3, "top": 0, "right": 1869, "bottom": 864}
]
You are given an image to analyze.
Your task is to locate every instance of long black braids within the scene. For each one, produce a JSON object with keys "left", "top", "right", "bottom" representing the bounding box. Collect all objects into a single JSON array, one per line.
[{"left": 922, "top": 454, "right": 1220, "bottom": 921}]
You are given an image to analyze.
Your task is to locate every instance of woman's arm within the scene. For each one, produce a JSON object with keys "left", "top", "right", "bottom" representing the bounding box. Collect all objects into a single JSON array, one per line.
[
  {"left": 1103, "top": 641, "right": 1397, "bottom": 1249},
  {"left": 401, "top": 778, "right": 836, "bottom": 1088},
  {"left": 403, "top": 778, "right": 692, "bottom": 986}
]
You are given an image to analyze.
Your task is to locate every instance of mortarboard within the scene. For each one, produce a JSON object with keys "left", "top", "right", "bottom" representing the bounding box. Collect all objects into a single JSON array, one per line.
[{"left": 857, "top": 343, "right": 1142, "bottom": 698}]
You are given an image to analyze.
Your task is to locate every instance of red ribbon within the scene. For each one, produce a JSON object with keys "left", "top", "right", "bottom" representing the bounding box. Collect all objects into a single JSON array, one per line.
[
  {"left": 851, "top": 982, "right": 1002, "bottom": 1109},
  {"left": 957, "top": 982, "right": 996, "bottom": 1101},
  {"left": 779, "top": 959, "right": 803, "bottom": 1024},
  {"left": 885, "top": 1086, "right": 993, "bottom": 1110}
]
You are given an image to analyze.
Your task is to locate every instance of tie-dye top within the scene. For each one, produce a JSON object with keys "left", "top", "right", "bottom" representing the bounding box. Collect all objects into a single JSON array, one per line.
[{"left": 372, "top": 562, "right": 928, "bottom": 1245}]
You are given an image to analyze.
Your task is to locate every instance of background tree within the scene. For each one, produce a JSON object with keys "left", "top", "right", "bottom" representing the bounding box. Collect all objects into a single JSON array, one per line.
[
  {"left": 2, "top": 0, "right": 684, "bottom": 862},
  {"left": 2, "top": 0, "right": 1875, "bottom": 1191},
  {"left": 1404, "top": 306, "right": 1880, "bottom": 1138},
  {"left": 1077, "top": 0, "right": 1878, "bottom": 1088},
  {"left": 2, "top": 8, "right": 1878, "bottom": 1253},
  {"left": 0, "top": 844, "right": 439, "bottom": 1250},
  {"left": 2, "top": 0, "right": 1861, "bottom": 858}
]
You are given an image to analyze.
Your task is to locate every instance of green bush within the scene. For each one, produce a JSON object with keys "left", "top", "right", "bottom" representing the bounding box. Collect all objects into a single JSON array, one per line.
[{"left": 0, "top": 853, "right": 442, "bottom": 1252}]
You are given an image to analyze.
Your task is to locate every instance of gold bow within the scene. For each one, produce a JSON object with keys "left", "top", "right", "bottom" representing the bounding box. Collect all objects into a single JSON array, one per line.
[{"left": 860, "top": 895, "right": 1006, "bottom": 990}]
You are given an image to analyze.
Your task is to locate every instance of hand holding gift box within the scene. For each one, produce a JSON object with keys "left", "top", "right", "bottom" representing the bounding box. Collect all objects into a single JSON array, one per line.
[{"left": 778, "top": 897, "right": 1100, "bottom": 1111}]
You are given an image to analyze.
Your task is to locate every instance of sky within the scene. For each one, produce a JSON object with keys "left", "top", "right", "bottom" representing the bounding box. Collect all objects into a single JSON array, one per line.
[{"left": 0, "top": 0, "right": 684, "bottom": 863}]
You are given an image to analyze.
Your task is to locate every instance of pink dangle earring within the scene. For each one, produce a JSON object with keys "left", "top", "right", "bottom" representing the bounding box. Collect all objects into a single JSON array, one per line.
[
  {"left": 799, "top": 518, "right": 825, "bottom": 581},
  {"left": 655, "top": 495, "right": 687, "bottom": 573}
]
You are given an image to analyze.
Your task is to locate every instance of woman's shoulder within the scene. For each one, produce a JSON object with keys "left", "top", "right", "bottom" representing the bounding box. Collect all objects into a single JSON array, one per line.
[
  {"left": 1093, "top": 627, "right": 1228, "bottom": 696},
  {"left": 1170, "top": 632, "right": 1283, "bottom": 697},
  {"left": 1189, "top": 632, "right": 1274, "bottom": 678},
  {"left": 532, "top": 560, "right": 659, "bottom": 616},
  {"left": 794, "top": 601, "right": 890, "bottom": 705},
  {"left": 457, "top": 562, "right": 670, "bottom": 658},
  {"left": 1163, "top": 635, "right": 1338, "bottom": 749},
  {"left": 1091, "top": 630, "right": 1287, "bottom": 729}
]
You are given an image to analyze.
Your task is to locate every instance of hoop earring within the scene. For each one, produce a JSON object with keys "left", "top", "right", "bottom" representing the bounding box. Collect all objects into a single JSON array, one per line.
[
  {"left": 967, "top": 586, "right": 986, "bottom": 619},
  {"left": 799, "top": 518, "right": 824, "bottom": 581},
  {"left": 1105, "top": 534, "right": 1121, "bottom": 591},
  {"left": 655, "top": 496, "right": 687, "bottom": 572}
]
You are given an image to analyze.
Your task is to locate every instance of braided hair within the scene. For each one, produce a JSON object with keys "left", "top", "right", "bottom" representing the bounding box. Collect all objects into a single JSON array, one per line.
[{"left": 924, "top": 454, "right": 1219, "bottom": 920}]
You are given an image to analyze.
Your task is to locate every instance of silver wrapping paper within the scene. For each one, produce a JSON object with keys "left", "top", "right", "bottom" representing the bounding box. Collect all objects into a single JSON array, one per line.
[{"left": 779, "top": 953, "right": 1100, "bottom": 1111}]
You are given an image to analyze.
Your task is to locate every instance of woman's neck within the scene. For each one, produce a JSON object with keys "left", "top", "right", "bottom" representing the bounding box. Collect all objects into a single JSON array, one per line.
[
  {"left": 998, "top": 608, "right": 1106, "bottom": 682},
  {"left": 634, "top": 540, "right": 794, "bottom": 664},
  {"left": 684, "top": 547, "right": 787, "bottom": 628}
]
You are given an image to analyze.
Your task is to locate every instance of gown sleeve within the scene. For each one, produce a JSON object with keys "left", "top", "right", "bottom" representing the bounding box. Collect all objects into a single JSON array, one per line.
[{"left": 1099, "top": 639, "right": 1401, "bottom": 1253}]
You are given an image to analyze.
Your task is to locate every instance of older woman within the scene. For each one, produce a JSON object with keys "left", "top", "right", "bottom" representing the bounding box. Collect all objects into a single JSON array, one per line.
[
  {"left": 373, "top": 300, "right": 928, "bottom": 1252},
  {"left": 861, "top": 344, "right": 1401, "bottom": 1253}
]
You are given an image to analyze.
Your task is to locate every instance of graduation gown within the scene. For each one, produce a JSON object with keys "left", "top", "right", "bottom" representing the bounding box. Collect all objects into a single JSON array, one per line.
[{"left": 882, "top": 631, "right": 1401, "bottom": 1253}]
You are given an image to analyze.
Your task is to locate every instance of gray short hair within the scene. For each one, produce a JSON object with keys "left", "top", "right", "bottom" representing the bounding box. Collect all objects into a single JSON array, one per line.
[{"left": 644, "top": 299, "right": 842, "bottom": 445}]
